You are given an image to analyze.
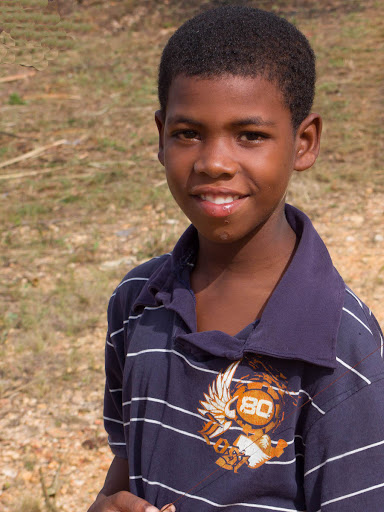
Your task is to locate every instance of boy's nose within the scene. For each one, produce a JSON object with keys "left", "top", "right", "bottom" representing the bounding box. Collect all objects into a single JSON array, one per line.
[{"left": 193, "top": 139, "right": 239, "bottom": 178}]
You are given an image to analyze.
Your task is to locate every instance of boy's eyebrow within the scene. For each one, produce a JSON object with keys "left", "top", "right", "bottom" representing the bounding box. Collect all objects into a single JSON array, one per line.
[
  {"left": 232, "top": 117, "right": 276, "bottom": 127},
  {"left": 166, "top": 115, "right": 203, "bottom": 127},
  {"left": 166, "top": 115, "right": 276, "bottom": 127}
]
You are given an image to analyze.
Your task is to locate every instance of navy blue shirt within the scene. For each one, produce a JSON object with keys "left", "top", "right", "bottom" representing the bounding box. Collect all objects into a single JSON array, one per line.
[{"left": 104, "top": 205, "right": 384, "bottom": 511}]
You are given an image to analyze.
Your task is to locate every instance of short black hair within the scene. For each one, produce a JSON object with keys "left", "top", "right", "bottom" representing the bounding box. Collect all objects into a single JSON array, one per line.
[{"left": 158, "top": 6, "right": 316, "bottom": 130}]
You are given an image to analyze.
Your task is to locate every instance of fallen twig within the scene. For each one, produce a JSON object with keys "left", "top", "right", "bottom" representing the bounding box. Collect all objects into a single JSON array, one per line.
[
  {"left": 24, "top": 93, "right": 82, "bottom": 100},
  {"left": 39, "top": 467, "right": 59, "bottom": 512},
  {"left": 0, "top": 139, "right": 67, "bottom": 169},
  {"left": 0, "top": 130, "right": 38, "bottom": 140},
  {"left": 1, "top": 381, "right": 35, "bottom": 401},
  {"left": 0, "top": 168, "right": 61, "bottom": 180},
  {"left": 154, "top": 179, "right": 167, "bottom": 187},
  {"left": 0, "top": 71, "right": 36, "bottom": 83}
]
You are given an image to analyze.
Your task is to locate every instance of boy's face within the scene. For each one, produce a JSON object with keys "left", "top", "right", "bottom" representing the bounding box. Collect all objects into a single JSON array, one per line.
[{"left": 155, "top": 74, "right": 320, "bottom": 245}]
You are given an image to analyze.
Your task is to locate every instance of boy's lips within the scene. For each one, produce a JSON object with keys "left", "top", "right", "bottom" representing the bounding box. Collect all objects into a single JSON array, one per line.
[
  {"left": 199, "top": 193, "right": 241, "bottom": 204},
  {"left": 190, "top": 186, "right": 247, "bottom": 200},
  {"left": 191, "top": 189, "right": 248, "bottom": 218}
]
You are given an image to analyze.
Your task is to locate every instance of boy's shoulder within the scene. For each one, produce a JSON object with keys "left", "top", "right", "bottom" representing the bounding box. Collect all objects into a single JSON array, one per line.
[
  {"left": 108, "top": 224, "right": 198, "bottom": 311},
  {"left": 339, "top": 285, "right": 383, "bottom": 358},
  {"left": 303, "top": 285, "right": 384, "bottom": 423},
  {"left": 108, "top": 252, "right": 173, "bottom": 313},
  {"left": 117, "top": 252, "right": 172, "bottom": 287}
]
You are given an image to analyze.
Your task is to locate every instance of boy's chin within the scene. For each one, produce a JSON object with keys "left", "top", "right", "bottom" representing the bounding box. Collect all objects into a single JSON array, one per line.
[{"left": 196, "top": 226, "right": 253, "bottom": 245}]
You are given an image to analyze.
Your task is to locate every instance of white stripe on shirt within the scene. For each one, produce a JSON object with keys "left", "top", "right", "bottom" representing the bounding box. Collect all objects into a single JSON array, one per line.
[
  {"left": 123, "top": 396, "right": 205, "bottom": 420},
  {"left": 110, "top": 327, "right": 124, "bottom": 338},
  {"left": 122, "top": 396, "right": 305, "bottom": 448},
  {"left": 336, "top": 356, "right": 371, "bottom": 385},
  {"left": 305, "top": 438, "right": 384, "bottom": 477},
  {"left": 108, "top": 436, "right": 126, "bottom": 446},
  {"left": 345, "top": 288, "right": 363, "bottom": 308},
  {"left": 122, "top": 416, "right": 302, "bottom": 466},
  {"left": 299, "top": 389, "right": 325, "bottom": 414},
  {"left": 103, "top": 416, "right": 124, "bottom": 425},
  {"left": 126, "top": 348, "right": 219, "bottom": 375},
  {"left": 123, "top": 305, "right": 165, "bottom": 324},
  {"left": 125, "top": 349, "right": 324, "bottom": 413},
  {"left": 111, "top": 277, "right": 149, "bottom": 296},
  {"left": 117, "top": 277, "right": 149, "bottom": 289},
  {"left": 342, "top": 307, "right": 373, "bottom": 334},
  {"left": 265, "top": 457, "right": 299, "bottom": 465},
  {"left": 130, "top": 476, "right": 305, "bottom": 511},
  {"left": 111, "top": 306, "right": 166, "bottom": 336},
  {"left": 319, "top": 481, "right": 384, "bottom": 509},
  {"left": 126, "top": 417, "right": 205, "bottom": 442},
  {"left": 123, "top": 314, "right": 142, "bottom": 323}
]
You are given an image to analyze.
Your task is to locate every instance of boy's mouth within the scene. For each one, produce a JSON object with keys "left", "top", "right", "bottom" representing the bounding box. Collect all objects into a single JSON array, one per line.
[
  {"left": 199, "top": 193, "right": 240, "bottom": 205},
  {"left": 192, "top": 191, "right": 248, "bottom": 218}
]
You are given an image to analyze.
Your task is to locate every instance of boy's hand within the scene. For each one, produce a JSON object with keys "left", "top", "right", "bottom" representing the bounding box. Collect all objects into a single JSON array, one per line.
[{"left": 87, "top": 491, "right": 176, "bottom": 512}]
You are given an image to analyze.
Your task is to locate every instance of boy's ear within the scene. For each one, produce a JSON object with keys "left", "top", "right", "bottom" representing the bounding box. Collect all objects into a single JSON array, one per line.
[
  {"left": 155, "top": 110, "right": 165, "bottom": 166},
  {"left": 294, "top": 113, "right": 322, "bottom": 172}
]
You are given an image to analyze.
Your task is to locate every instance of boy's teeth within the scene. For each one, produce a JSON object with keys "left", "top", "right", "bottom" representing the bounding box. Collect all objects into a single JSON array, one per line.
[{"left": 200, "top": 194, "right": 239, "bottom": 204}]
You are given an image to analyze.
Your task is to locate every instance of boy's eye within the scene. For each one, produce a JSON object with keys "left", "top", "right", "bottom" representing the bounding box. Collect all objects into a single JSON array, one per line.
[
  {"left": 239, "top": 132, "right": 265, "bottom": 143},
  {"left": 174, "top": 130, "right": 199, "bottom": 140}
]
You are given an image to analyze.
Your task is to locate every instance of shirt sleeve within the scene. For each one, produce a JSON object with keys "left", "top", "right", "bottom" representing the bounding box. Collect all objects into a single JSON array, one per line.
[
  {"left": 103, "top": 292, "right": 128, "bottom": 459},
  {"left": 303, "top": 377, "right": 384, "bottom": 511},
  {"left": 365, "top": 308, "right": 384, "bottom": 355}
]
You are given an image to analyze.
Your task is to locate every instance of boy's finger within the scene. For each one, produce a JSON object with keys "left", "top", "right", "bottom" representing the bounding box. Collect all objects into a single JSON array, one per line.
[
  {"left": 112, "top": 491, "right": 160, "bottom": 511},
  {"left": 160, "top": 504, "right": 176, "bottom": 512}
]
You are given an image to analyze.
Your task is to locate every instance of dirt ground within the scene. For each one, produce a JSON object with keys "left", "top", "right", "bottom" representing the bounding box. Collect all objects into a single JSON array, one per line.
[{"left": 0, "top": 1, "right": 383, "bottom": 511}]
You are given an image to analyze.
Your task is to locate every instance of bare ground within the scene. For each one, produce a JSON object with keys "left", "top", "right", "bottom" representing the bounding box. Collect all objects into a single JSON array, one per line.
[{"left": 0, "top": 1, "right": 383, "bottom": 511}]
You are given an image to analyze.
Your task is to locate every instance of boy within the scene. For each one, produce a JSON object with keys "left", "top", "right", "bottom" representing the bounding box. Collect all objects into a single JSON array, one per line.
[{"left": 88, "top": 6, "right": 384, "bottom": 512}]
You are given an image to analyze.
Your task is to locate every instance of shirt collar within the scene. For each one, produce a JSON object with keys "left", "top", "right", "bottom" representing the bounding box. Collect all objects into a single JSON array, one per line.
[
  {"left": 133, "top": 205, "right": 345, "bottom": 369},
  {"left": 132, "top": 226, "right": 198, "bottom": 314}
]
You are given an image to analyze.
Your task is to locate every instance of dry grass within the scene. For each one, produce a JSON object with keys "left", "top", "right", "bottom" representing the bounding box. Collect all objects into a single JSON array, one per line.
[{"left": 0, "top": 1, "right": 383, "bottom": 510}]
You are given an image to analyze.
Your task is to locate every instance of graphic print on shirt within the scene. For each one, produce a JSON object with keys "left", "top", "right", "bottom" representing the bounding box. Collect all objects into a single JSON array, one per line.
[{"left": 198, "top": 357, "right": 296, "bottom": 473}]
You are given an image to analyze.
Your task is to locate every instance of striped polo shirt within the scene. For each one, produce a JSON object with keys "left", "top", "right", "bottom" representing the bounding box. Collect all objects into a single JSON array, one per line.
[{"left": 103, "top": 204, "right": 384, "bottom": 512}]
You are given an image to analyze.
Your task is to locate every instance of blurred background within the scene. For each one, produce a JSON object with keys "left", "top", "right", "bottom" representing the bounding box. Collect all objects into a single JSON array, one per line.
[{"left": 0, "top": 1, "right": 383, "bottom": 510}]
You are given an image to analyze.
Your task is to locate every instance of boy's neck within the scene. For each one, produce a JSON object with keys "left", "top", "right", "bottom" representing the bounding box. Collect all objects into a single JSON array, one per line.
[
  {"left": 193, "top": 210, "right": 297, "bottom": 282},
  {"left": 190, "top": 209, "right": 298, "bottom": 334}
]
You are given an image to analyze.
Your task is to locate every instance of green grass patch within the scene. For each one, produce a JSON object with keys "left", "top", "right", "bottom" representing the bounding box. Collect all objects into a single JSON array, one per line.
[
  {"left": 98, "top": 138, "right": 127, "bottom": 152},
  {"left": 8, "top": 92, "right": 26, "bottom": 105},
  {"left": 9, "top": 203, "right": 52, "bottom": 226}
]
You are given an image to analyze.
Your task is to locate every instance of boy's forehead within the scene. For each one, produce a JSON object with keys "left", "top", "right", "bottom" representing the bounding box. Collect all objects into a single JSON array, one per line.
[{"left": 165, "top": 74, "right": 290, "bottom": 122}]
